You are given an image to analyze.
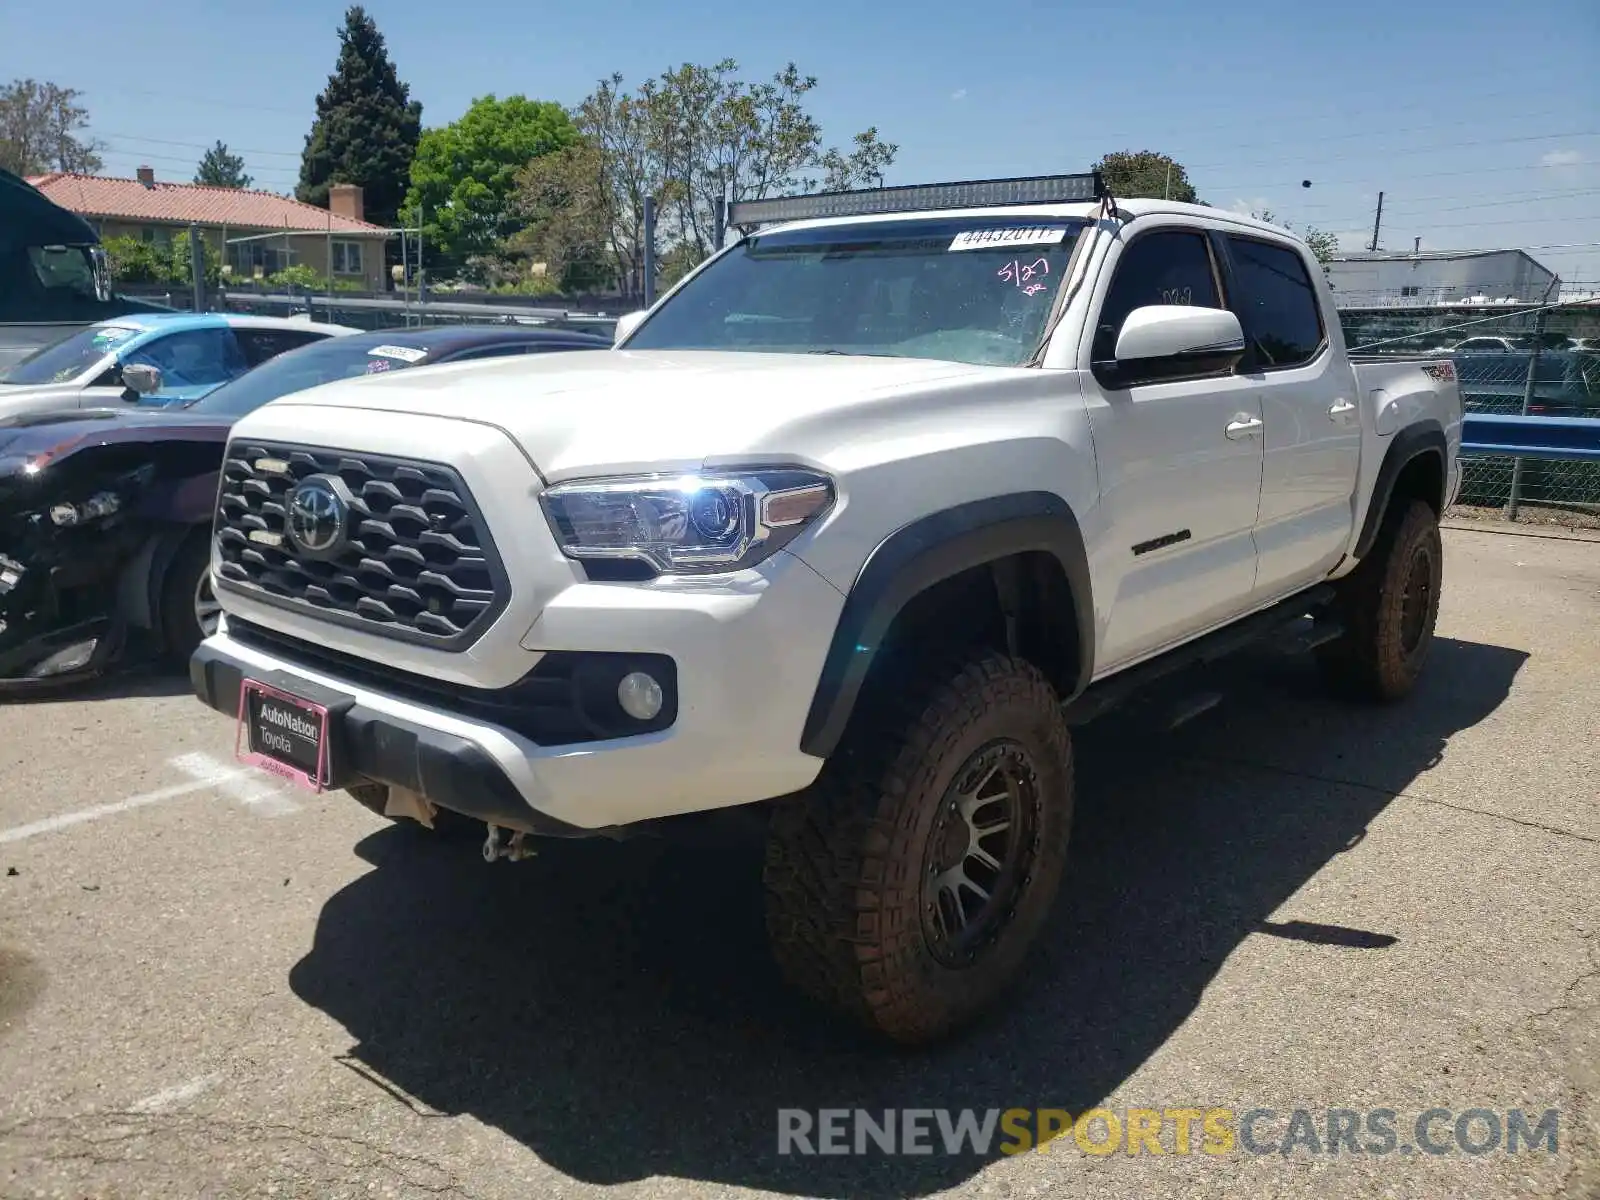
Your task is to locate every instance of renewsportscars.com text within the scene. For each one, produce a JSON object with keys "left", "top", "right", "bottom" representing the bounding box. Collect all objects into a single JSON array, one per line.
[{"left": 776, "top": 1107, "right": 1560, "bottom": 1158}]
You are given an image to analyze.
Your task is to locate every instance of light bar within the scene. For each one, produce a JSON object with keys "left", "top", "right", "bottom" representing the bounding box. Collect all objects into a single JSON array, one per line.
[{"left": 727, "top": 172, "right": 1104, "bottom": 227}]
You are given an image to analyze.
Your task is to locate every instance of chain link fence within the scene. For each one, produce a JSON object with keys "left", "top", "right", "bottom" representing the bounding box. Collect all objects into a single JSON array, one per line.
[{"left": 1341, "top": 289, "right": 1600, "bottom": 527}]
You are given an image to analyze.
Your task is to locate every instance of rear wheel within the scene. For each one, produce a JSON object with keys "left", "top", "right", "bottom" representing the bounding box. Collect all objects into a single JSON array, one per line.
[
  {"left": 763, "top": 651, "right": 1073, "bottom": 1044},
  {"left": 1317, "top": 498, "right": 1443, "bottom": 702}
]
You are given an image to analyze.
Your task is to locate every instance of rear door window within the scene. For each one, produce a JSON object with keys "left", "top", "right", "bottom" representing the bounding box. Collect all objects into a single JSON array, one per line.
[
  {"left": 1225, "top": 236, "right": 1325, "bottom": 368},
  {"left": 234, "top": 327, "right": 334, "bottom": 367}
]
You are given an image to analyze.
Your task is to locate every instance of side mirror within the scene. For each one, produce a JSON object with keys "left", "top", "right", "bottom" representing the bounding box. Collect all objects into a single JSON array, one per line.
[
  {"left": 120, "top": 362, "right": 163, "bottom": 400},
  {"left": 1114, "top": 305, "right": 1246, "bottom": 368},
  {"left": 613, "top": 310, "right": 649, "bottom": 346}
]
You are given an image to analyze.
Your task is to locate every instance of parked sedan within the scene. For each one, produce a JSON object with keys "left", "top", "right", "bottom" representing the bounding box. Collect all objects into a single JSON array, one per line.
[
  {"left": 0, "top": 324, "right": 609, "bottom": 687},
  {"left": 0, "top": 312, "right": 357, "bottom": 420}
]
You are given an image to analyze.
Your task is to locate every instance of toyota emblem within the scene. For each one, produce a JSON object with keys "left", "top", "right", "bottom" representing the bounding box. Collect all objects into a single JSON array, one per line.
[{"left": 285, "top": 475, "right": 351, "bottom": 558}]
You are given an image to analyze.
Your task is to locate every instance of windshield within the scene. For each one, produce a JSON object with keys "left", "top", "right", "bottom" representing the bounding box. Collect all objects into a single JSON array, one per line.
[
  {"left": 625, "top": 217, "right": 1089, "bottom": 367},
  {"left": 184, "top": 336, "right": 431, "bottom": 416},
  {"left": 0, "top": 322, "right": 139, "bottom": 385}
]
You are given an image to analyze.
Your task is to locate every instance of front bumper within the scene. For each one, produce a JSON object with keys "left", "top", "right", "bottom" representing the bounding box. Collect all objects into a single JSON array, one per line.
[
  {"left": 191, "top": 548, "right": 844, "bottom": 832},
  {"left": 0, "top": 544, "right": 126, "bottom": 686}
]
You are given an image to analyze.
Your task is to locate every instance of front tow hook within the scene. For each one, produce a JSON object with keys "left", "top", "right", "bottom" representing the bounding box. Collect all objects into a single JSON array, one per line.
[{"left": 482, "top": 823, "right": 535, "bottom": 863}]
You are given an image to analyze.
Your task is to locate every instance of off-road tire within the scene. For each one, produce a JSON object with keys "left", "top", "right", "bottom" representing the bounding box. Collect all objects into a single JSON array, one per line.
[
  {"left": 158, "top": 532, "right": 215, "bottom": 665},
  {"left": 763, "top": 651, "right": 1074, "bottom": 1045},
  {"left": 1316, "top": 498, "right": 1443, "bottom": 702}
]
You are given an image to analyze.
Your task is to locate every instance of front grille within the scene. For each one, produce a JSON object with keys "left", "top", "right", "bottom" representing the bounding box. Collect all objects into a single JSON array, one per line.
[{"left": 215, "top": 440, "right": 508, "bottom": 648}]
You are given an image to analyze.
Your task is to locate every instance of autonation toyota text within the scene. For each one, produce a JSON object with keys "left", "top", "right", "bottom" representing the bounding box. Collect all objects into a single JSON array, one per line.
[{"left": 777, "top": 1107, "right": 1561, "bottom": 1158}]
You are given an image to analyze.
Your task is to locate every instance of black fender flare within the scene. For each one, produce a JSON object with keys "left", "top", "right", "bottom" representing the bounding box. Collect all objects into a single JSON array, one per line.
[
  {"left": 799, "top": 491, "right": 1094, "bottom": 760},
  {"left": 1353, "top": 420, "right": 1447, "bottom": 561}
]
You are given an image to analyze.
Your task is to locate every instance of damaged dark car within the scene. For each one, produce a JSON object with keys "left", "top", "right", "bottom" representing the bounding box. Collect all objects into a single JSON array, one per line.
[{"left": 0, "top": 324, "right": 610, "bottom": 688}]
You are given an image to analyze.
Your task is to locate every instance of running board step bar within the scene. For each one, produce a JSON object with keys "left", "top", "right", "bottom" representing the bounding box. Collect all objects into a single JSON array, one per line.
[{"left": 1062, "top": 585, "right": 1336, "bottom": 727}]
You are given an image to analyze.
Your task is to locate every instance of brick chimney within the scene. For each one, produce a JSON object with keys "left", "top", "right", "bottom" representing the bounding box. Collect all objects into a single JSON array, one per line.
[
  {"left": 328, "top": 182, "right": 364, "bottom": 223},
  {"left": 136, "top": 165, "right": 155, "bottom": 187}
]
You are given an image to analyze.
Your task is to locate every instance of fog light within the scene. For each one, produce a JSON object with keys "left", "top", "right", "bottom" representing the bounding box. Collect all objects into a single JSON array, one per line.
[{"left": 617, "top": 671, "right": 664, "bottom": 721}]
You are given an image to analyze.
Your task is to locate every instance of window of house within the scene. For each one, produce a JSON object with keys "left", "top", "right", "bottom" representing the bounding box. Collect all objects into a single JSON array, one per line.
[
  {"left": 1401, "top": 285, "right": 1420, "bottom": 297},
  {"left": 1091, "top": 230, "right": 1224, "bottom": 364},
  {"left": 332, "top": 241, "right": 363, "bottom": 275},
  {"left": 1225, "top": 235, "right": 1325, "bottom": 369}
]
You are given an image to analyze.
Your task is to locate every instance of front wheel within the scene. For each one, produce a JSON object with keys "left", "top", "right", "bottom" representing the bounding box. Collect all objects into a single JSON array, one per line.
[
  {"left": 763, "top": 651, "right": 1074, "bottom": 1045},
  {"left": 1317, "top": 498, "right": 1443, "bottom": 702},
  {"left": 159, "top": 532, "right": 220, "bottom": 664}
]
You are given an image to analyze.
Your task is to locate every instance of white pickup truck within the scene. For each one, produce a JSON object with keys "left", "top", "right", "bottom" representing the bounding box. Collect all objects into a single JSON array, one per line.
[{"left": 190, "top": 174, "right": 1462, "bottom": 1044}]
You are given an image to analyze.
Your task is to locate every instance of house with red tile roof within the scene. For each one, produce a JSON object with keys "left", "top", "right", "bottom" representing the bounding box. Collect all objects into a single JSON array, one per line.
[{"left": 27, "top": 167, "right": 393, "bottom": 291}]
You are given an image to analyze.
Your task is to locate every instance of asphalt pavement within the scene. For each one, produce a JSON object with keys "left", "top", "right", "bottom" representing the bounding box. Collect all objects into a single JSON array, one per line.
[{"left": 0, "top": 524, "right": 1596, "bottom": 1200}]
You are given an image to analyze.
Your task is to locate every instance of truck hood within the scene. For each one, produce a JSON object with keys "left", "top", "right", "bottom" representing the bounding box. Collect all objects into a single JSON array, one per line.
[
  {"left": 0, "top": 405, "right": 231, "bottom": 464},
  {"left": 0, "top": 381, "right": 85, "bottom": 416},
  {"left": 258, "top": 349, "right": 1016, "bottom": 478}
]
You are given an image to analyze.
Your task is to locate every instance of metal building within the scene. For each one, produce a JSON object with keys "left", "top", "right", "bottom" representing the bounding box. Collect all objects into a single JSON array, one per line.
[{"left": 1327, "top": 249, "right": 1559, "bottom": 308}]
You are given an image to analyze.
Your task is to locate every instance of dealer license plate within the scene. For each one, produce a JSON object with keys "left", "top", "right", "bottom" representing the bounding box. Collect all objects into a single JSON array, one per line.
[{"left": 236, "top": 679, "right": 331, "bottom": 792}]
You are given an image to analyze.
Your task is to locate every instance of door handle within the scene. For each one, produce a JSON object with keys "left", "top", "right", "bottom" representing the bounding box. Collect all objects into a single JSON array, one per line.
[
  {"left": 1329, "top": 398, "right": 1358, "bottom": 422},
  {"left": 1225, "top": 414, "right": 1264, "bottom": 440}
]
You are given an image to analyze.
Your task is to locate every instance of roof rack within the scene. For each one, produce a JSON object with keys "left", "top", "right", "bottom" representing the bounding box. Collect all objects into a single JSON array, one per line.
[{"left": 727, "top": 172, "right": 1105, "bottom": 229}]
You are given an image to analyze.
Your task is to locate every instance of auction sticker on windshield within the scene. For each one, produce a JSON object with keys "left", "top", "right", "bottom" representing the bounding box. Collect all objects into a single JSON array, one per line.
[
  {"left": 949, "top": 227, "right": 1070, "bottom": 252},
  {"left": 368, "top": 344, "right": 427, "bottom": 363}
]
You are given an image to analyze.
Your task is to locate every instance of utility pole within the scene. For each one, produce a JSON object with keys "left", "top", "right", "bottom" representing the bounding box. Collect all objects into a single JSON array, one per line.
[
  {"left": 642, "top": 195, "right": 657, "bottom": 308},
  {"left": 188, "top": 225, "right": 205, "bottom": 312},
  {"left": 1368, "top": 191, "right": 1385, "bottom": 252},
  {"left": 1163, "top": 162, "right": 1172, "bottom": 201}
]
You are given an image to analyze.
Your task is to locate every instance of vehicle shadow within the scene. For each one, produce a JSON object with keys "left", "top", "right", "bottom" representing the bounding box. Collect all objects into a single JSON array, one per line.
[{"left": 288, "top": 636, "right": 1526, "bottom": 1197}]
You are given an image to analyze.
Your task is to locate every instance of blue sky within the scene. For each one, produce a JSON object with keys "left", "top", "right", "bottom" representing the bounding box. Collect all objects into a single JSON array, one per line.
[{"left": 4, "top": 0, "right": 1596, "bottom": 282}]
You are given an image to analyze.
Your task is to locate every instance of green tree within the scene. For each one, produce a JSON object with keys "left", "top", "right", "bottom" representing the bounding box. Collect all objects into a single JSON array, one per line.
[
  {"left": 1253, "top": 209, "right": 1339, "bottom": 268},
  {"left": 1092, "top": 150, "right": 1198, "bottom": 203},
  {"left": 296, "top": 6, "right": 421, "bottom": 229},
  {"left": 515, "top": 61, "right": 897, "bottom": 303},
  {"left": 514, "top": 140, "right": 617, "bottom": 294},
  {"left": 0, "top": 78, "right": 102, "bottom": 175},
  {"left": 169, "top": 233, "right": 222, "bottom": 289},
  {"left": 101, "top": 235, "right": 170, "bottom": 284},
  {"left": 194, "top": 140, "right": 252, "bottom": 189},
  {"left": 404, "top": 94, "right": 577, "bottom": 280},
  {"left": 820, "top": 128, "right": 896, "bottom": 191}
]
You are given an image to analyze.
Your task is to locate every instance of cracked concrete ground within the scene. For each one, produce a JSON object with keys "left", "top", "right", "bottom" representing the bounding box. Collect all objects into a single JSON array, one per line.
[{"left": 0, "top": 525, "right": 1595, "bottom": 1200}]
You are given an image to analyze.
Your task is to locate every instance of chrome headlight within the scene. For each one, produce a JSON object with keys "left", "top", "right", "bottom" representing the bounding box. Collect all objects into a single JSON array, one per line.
[{"left": 540, "top": 469, "right": 835, "bottom": 575}]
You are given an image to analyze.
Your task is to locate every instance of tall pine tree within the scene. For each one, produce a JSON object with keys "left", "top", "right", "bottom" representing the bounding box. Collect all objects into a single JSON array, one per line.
[
  {"left": 195, "top": 141, "right": 252, "bottom": 188},
  {"left": 296, "top": 6, "right": 421, "bottom": 228}
]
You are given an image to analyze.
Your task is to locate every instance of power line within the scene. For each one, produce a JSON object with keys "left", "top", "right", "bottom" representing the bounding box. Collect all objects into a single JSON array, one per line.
[
  {"left": 96, "top": 146, "right": 300, "bottom": 178},
  {"left": 1286, "top": 184, "right": 1600, "bottom": 215},
  {"left": 97, "top": 131, "right": 303, "bottom": 160},
  {"left": 83, "top": 87, "right": 309, "bottom": 117},
  {"left": 1203, "top": 160, "right": 1593, "bottom": 193},
  {"left": 1188, "top": 129, "right": 1598, "bottom": 173}
]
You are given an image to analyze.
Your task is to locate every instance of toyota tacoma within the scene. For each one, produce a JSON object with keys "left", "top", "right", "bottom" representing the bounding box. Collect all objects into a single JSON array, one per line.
[{"left": 189, "top": 174, "right": 1462, "bottom": 1044}]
